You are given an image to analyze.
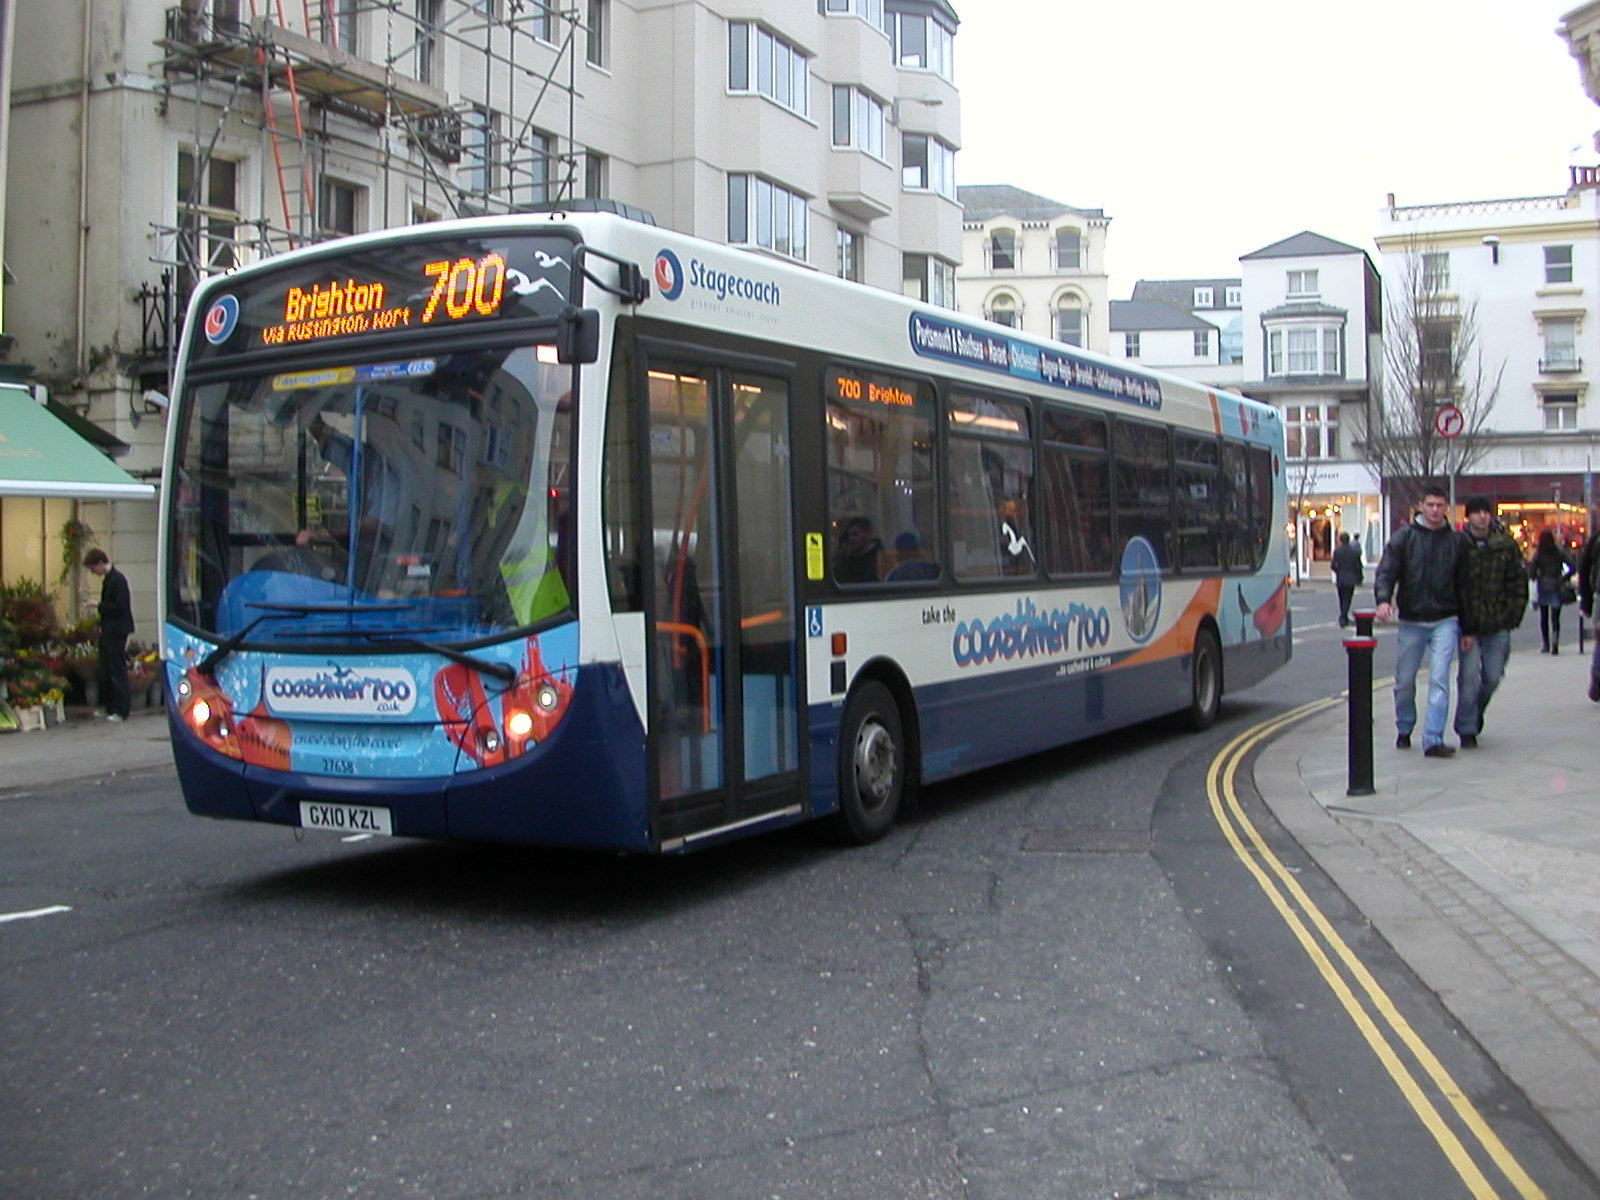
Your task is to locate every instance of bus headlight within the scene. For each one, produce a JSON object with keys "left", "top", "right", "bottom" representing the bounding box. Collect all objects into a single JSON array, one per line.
[
  {"left": 505, "top": 708, "right": 535, "bottom": 739},
  {"left": 534, "top": 683, "right": 560, "bottom": 713},
  {"left": 181, "top": 668, "right": 241, "bottom": 759}
]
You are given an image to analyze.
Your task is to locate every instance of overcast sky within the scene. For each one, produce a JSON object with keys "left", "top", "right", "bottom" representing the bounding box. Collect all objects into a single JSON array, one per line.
[{"left": 954, "top": 0, "right": 1600, "bottom": 297}]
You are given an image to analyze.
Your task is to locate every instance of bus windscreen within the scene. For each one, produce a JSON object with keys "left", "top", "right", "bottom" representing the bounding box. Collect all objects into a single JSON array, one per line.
[{"left": 167, "top": 345, "right": 574, "bottom": 646}]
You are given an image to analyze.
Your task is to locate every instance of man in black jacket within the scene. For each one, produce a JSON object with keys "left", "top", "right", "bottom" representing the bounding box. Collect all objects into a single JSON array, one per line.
[
  {"left": 1330, "top": 532, "right": 1363, "bottom": 626},
  {"left": 83, "top": 548, "right": 134, "bottom": 722},
  {"left": 1453, "top": 495, "right": 1527, "bottom": 747},
  {"left": 1374, "top": 484, "right": 1470, "bottom": 757},
  {"left": 1579, "top": 524, "right": 1600, "bottom": 702}
]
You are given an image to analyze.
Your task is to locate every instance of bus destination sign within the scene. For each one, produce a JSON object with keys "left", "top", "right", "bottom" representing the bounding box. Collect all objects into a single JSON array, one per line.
[
  {"left": 191, "top": 234, "right": 577, "bottom": 362},
  {"left": 829, "top": 368, "right": 926, "bottom": 412}
]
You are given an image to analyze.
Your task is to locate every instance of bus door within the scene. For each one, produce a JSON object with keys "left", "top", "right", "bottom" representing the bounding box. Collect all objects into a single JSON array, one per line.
[{"left": 643, "top": 352, "right": 802, "bottom": 844}]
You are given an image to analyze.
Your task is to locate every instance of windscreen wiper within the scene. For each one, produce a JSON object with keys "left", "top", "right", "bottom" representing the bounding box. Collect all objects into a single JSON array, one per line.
[
  {"left": 197, "top": 606, "right": 310, "bottom": 676},
  {"left": 356, "top": 633, "right": 517, "bottom": 683}
]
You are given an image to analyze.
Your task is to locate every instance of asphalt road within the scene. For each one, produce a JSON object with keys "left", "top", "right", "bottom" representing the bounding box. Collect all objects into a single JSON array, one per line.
[{"left": 1, "top": 595, "right": 1594, "bottom": 1200}]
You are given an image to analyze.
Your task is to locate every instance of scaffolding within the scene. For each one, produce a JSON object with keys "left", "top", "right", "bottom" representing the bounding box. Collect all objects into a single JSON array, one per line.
[{"left": 140, "top": 0, "right": 583, "bottom": 375}]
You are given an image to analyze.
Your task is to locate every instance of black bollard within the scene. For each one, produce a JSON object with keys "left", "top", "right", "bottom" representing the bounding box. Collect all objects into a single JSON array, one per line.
[{"left": 1344, "top": 610, "right": 1377, "bottom": 796}]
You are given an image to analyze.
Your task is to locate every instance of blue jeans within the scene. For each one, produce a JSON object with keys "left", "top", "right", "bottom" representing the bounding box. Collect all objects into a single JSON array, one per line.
[
  {"left": 1394, "top": 616, "right": 1459, "bottom": 749},
  {"left": 1455, "top": 629, "right": 1510, "bottom": 737}
]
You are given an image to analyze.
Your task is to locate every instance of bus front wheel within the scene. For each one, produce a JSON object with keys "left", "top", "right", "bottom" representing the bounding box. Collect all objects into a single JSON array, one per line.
[
  {"left": 831, "top": 681, "right": 904, "bottom": 844},
  {"left": 1181, "top": 627, "right": 1223, "bottom": 731}
]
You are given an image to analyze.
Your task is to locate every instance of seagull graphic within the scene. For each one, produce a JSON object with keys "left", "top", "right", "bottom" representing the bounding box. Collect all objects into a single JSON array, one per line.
[{"left": 504, "top": 268, "right": 564, "bottom": 300}]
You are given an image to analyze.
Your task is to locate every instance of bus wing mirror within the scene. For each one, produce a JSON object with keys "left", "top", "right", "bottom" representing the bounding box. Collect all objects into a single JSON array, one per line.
[{"left": 556, "top": 305, "right": 601, "bottom": 364}]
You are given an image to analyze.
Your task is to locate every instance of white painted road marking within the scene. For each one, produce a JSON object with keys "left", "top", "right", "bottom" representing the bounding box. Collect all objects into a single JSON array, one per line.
[{"left": 0, "top": 905, "right": 73, "bottom": 924}]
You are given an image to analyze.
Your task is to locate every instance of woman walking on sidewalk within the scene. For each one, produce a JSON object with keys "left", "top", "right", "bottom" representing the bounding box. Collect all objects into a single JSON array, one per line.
[{"left": 1529, "top": 529, "right": 1574, "bottom": 654}]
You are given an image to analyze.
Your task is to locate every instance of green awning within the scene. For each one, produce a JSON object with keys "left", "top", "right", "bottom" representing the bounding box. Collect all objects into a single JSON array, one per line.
[{"left": 0, "top": 384, "right": 156, "bottom": 500}]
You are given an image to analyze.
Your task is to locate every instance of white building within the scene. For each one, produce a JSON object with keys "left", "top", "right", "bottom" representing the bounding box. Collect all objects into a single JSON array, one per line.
[
  {"left": 1239, "top": 232, "right": 1385, "bottom": 568},
  {"left": 1375, "top": 174, "right": 1600, "bottom": 553},
  {"left": 954, "top": 184, "right": 1111, "bottom": 354},
  {"left": 0, "top": 0, "right": 966, "bottom": 629},
  {"left": 1111, "top": 277, "right": 1244, "bottom": 391}
]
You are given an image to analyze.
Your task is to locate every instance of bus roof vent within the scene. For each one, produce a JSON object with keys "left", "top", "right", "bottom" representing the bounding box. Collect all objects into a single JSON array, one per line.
[{"left": 514, "top": 198, "right": 658, "bottom": 226}]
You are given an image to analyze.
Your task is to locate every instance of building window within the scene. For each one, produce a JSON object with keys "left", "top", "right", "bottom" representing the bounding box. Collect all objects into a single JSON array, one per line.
[
  {"left": 1268, "top": 324, "right": 1341, "bottom": 377},
  {"left": 1194, "top": 329, "right": 1210, "bottom": 357},
  {"left": 176, "top": 149, "right": 240, "bottom": 296},
  {"left": 890, "top": 11, "right": 954, "bottom": 80},
  {"left": 823, "top": 0, "right": 885, "bottom": 28},
  {"left": 586, "top": 0, "right": 609, "bottom": 68},
  {"left": 461, "top": 106, "right": 499, "bottom": 195},
  {"left": 318, "top": 0, "right": 358, "bottom": 53},
  {"left": 832, "top": 86, "right": 886, "bottom": 159},
  {"left": 902, "top": 253, "right": 955, "bottom": 307},
  {"left": 1546, "top": 245, "right": 1574, "bottom": 285},
  {"left": 988, "top": 295, "right": 1017, "bottom": 327},
  {"left": 522, "top": 129, "right": 553, "bottom": 206},
  {"left": 1420, "top": 320, "right": 1454, "bottom": 383},
  {"left": 1542, "top": 393, "right": 1579, "bottom": 430},
  {"left": 1225, "top": 286, "right": 1242, "bottom": 307},
  {"left": 582, "top": 150, "right": 608, "bottom": 199},
  {"left": 317, "top": 177, "right": 361, "bottom": 237},
  {"left": 1285, "top": 403, "right": 1339, "bottom": 459},
  {"left": 901, "top": 133, "right": 956, "bottom": 200},
  {"left": 836, "top": 225, "right": 862, "bottom": 282},
  {"left": 1542, "top": 318, "right": 1579, "bottom": 371},
  {"left": 729, "top": 172, "right": 809, "bottom": 261},
  {"left": 1193, "top": 286, "right": 1213, "bottom": 308},
  {"left": 530, "top": 2, "right": 551, "bottom": 41},
  {"left": 1054, "top": 229, "right": 1081, "bottom": 270},
  {"left": 1054, "top": 304, "right": 1082, "bottom": 347},
  {"left": 1286, "top": 269, "right": 1318, "bottom": 298},
  {"left": 1124, "top": 332, "right": 1140, "bottom": 358},
  {"left": 415, "top": 0, "right": 441, "bottom": 82},
  {"left": 729, "top": 21, "right": 810, "bottom": 117},
  {"left": 989, "top": 229, "right": 1016, "bottom": 271},
  {"left": 1422, "top": 251, "right": 1450, "bottom": 293}
]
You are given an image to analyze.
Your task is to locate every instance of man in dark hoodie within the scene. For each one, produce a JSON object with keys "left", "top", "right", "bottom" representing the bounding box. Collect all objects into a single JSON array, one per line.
[
  {"left": 1453, "top": 495, "right": 1526, "bottom": 748},
  {"left": 1374, "top": 484, "right": 1470, "bottom": 758}
]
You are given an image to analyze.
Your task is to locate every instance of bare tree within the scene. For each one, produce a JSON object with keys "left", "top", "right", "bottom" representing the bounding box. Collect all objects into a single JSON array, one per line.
[{"left": 1364, "top": 239, "right": 1504, "bottom": 518}]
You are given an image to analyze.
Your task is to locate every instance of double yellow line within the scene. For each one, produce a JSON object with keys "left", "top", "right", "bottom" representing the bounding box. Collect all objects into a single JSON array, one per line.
[{"left": 1207, "top": 698, "right": 1546, "bottom": 1200}]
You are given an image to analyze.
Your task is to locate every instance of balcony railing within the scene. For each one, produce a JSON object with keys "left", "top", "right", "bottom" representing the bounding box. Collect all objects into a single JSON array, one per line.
[{"left": 1539, "top": 355, "right": 1583, "bottom": 374}]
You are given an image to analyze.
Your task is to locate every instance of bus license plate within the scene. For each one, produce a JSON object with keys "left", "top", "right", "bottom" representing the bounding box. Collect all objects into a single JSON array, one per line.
[{"left": 298, "top": 801, "right": 393, "bottom": 837}]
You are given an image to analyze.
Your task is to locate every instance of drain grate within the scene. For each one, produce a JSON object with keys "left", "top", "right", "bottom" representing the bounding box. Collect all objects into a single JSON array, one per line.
[{"left": 1022, "top": 827, "right": 1151, "bottom": 854}]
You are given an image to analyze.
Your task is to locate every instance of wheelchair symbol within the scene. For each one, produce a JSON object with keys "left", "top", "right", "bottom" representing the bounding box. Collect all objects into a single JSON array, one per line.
[{"left": 807, "top": 607, "right": 823, "bottom": 638}]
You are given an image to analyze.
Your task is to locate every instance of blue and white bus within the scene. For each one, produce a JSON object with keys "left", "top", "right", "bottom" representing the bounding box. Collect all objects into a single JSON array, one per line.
[{"left": 159, "top": 211, "right": 1291, "bottom": 853}]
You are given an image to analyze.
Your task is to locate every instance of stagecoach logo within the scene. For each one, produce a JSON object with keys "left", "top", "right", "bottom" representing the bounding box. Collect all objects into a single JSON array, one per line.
[
  {"left": 654, "top": 249, "right": 685, "bottom": 300},
  {"left": 655, "top": 247, "right": 781, "bottom": 308},
  {"left": 263, "top": 664, "right": 418, "bottom": 717},
  {"left": 203, "top": 295, "right": 240, "bottom": 344}
]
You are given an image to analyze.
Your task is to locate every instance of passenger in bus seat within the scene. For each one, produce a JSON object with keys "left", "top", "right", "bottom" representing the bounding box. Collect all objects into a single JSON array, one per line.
[
  {"left": 886, "top": 530, "right": 939, "bottom": 581},
  {"left": 834, "top": 517, "right": 884, "bottom": 583}
]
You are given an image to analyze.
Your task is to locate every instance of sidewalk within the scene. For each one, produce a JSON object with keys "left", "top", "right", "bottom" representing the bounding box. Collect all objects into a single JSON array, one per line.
[
  {"left": 1257, "top": 634, "right": 1600, "bottom": 1178},
  {"left": 0, "top": 705, "right": 174, "bottom": 794}
]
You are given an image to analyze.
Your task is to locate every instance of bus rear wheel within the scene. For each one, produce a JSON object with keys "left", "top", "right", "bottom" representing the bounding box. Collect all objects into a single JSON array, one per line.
[
  {"left": 1181, "top": 627, "right": 1223, "bottom": 731},
  {"left": 831, "top": 680, "right": 904, "bottom": 844}
]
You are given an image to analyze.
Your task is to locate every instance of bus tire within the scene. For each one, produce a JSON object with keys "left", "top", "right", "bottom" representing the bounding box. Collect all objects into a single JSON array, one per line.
[
  {"left": 831, "top": 680, "right": 904, "bottom": 844},
  {"left": 1181, "top": 627, "right": 1223, "bottom": 731}
]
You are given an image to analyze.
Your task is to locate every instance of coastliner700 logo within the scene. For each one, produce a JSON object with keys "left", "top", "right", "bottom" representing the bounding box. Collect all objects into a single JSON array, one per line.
[{"left": 263, "top": 665, "right": 418, "bottom": 717}]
